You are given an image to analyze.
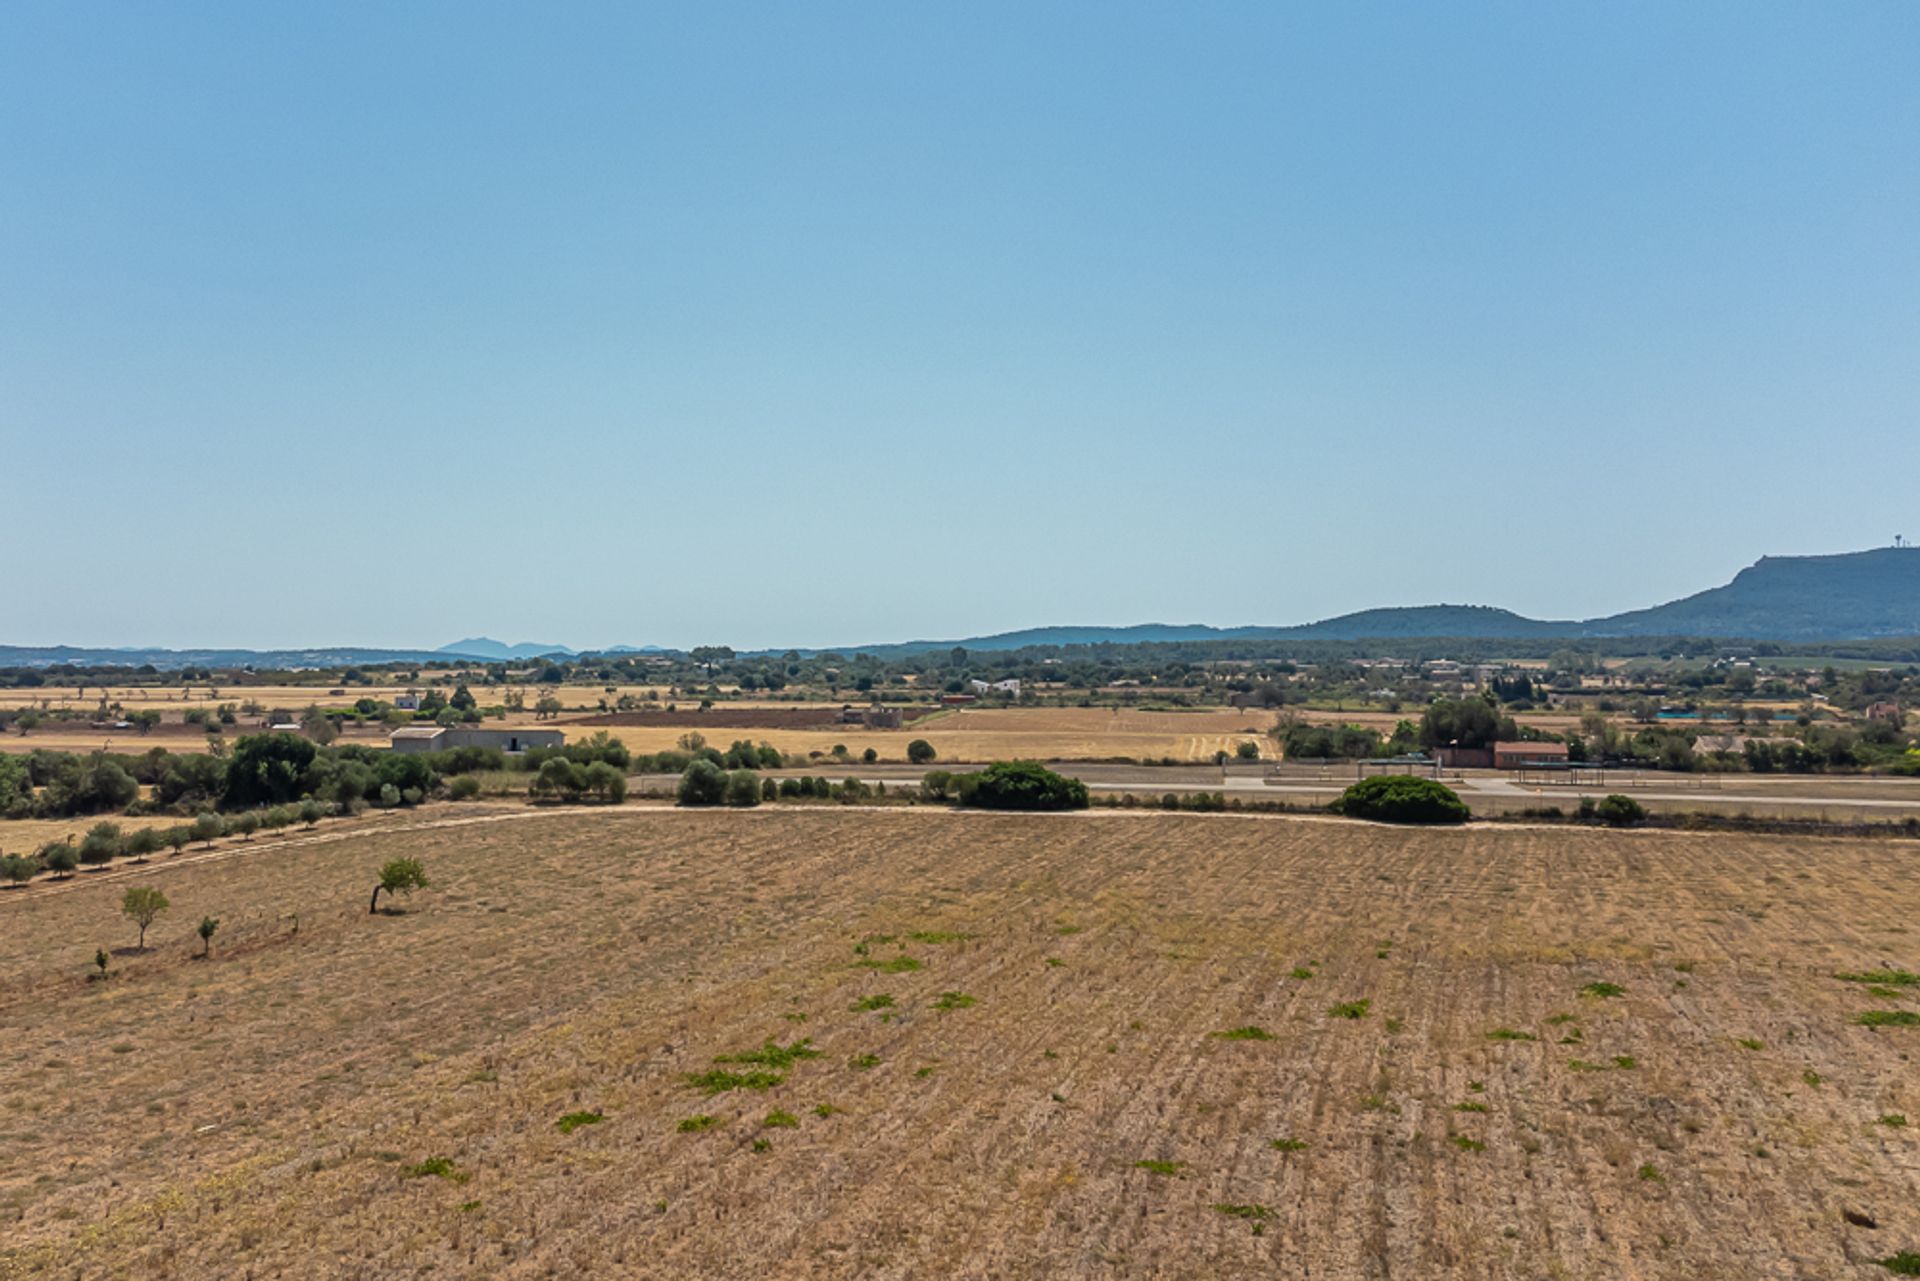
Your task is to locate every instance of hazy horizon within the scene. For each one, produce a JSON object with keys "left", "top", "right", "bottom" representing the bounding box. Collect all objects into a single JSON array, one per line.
[
  {"left": 2, "top": 541, "right": 1909, "bottom": 654},
  {"left": 6, "top": 4, "right": 1916, "bottom": 650}
]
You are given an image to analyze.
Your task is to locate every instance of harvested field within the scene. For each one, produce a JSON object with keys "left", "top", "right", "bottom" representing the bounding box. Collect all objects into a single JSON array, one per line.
[
  {"left": 562, "top": 706, "right": 938, "bottom": 731},
  {"left": 3, "top": 808, "right": 1918, "bottom": 1278},
  {"left": 524, "top": 705, "right": 1275, "bottom": 764}
]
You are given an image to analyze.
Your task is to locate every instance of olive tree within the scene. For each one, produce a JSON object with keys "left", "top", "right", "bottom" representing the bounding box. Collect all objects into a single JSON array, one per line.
[
  {"left": 190, "top": 812, "right": 225, "bottom": 848},
  {"left": 79, "top": 822, "right": 122, "bottom": 867},
  {"left": 39, "top": 841, "right": 78, "bottom": 878}
]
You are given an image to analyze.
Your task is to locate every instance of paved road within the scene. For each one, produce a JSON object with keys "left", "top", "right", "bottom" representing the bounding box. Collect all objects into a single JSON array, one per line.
[{"left": 777, "top": 763, "right": 1920, "bottom": 815}]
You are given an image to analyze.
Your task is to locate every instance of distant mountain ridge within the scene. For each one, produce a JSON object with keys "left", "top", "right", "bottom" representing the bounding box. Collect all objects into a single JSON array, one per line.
[
  {"left": 6, "top": 549, "right": 1916, "bottom": 669},
  {"left": 436, "top": 637, "right": 577, "bottom": 661},
  {"left": 844, "top": 549, "right": 1920, "bottom": 654},
  {"left": 1575, "top": 549, "right": 1920, "bottom": 640}
]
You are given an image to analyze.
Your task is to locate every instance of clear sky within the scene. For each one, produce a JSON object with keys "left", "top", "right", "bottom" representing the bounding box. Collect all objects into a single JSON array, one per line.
[{"left": 4, "top": 3, "right": 1916, "bottom": 651}]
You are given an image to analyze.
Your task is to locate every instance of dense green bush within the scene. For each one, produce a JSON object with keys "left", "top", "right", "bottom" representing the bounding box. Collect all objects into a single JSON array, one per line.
[
  {"left": 1334, "top": 775, "right": 1470, "bottom": 825},
  {"left": 1279, "top": 723, "right": 1381, "bottom": 760},
  {"left": 1593, "top": 793, "right": 1647, "bottom": 827},
  {"left": 724, "top": 769, "right": 762, "bottom": 807},
  {"left": 79, "top": 821, "right": 124, "bottom": 865},
  {"left": 678, "top": 759, "right": 728, "bottom": 806},
  {"left": 954, "top": 761, "right": 1089, "bottom": 812}
]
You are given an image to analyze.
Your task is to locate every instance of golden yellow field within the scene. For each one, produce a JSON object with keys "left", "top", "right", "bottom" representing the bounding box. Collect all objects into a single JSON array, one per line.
[
  {"left": 2, "top": 807, "right": 1917, "bottom": 1278},
  {"left": 577, "top": 706, "right": 1276, "bottom": 764}
]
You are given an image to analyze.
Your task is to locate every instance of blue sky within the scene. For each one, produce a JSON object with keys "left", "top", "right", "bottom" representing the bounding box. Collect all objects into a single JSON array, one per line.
[{"left": 4, "top": 3, "right": 1916, "bottom": 651}]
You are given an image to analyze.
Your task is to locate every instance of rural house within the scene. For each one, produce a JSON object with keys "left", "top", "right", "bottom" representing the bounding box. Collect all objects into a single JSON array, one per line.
[
  {"left": 389, "top": 726, "right": 565, "bottom": 754},
  {"left": 1493, "top": 741, "right": 1571, "bottom": 770}
]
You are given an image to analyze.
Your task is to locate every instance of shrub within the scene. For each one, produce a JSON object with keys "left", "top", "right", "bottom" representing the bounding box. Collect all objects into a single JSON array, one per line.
[
  {"left": 80, "top": 822, "right": 123, "bottom": 866},
  {"left": 583, "top": 760, "right": 626, "bottom": 803},
  {"left": 190, "top": 812, "right": 225, "bottom": 847},
  {"left": 957, "top": 761, "right": 1089, "bottom": 812},
  {"left": 1333, "top": 776, "right": 1469, "bottom": 825},
  {"left": 677, "top": 759, "right": 727, "bottom": 807},
  {"left": 1, "top": 853, "right": 40, "bottom": 885},
  {"left": 125, "top": 828, "right": 162, "bottom": 861},
  {"left": 533, "top": 756, "right": 587, "bottom": 801},
  {"left": 39, "top": 841, "right": 78, "bottom": 877},
  {"left": 724, "top": 770, "right": 762, "bottom": 808},
  {"left": 447, "top": 774, "right": 483, "bottom": 801},
  {"left": 1593, "top": 793, "right": 1647, "bottom": 827},
  {"left": 907, "top": 739, "right": 936, "bottom": 765}
]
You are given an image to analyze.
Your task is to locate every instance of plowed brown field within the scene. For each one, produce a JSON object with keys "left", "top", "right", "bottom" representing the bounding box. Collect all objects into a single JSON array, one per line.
[{"left": 2, "top": 809, "right": 1917, "bottom": 1279}]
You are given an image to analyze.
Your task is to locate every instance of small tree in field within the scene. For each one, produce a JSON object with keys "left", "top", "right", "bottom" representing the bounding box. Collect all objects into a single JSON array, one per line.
[
  {"left": 126, "top": 828, "right": 162, "bottom": 862},
  {"left": 1, "top": 853, "right": 39, "bottom": 886},
  {"left": 164, "top": 826, "right": 190, "bottom": 857},
  {"left": 40, "top": 841, "right": 79, "bottom": 879},
  {"left": 197, "top": 916, "right": 219, "bottom": 957},
  {"left": 80, "top": 822, "right": 123, "bottom": 867},
  {"left": 371, "top": 858, "right": 429, "bottom": 914},
  {"left": 191, "top": 812, "right": 224, "bottom": 848},
  {"left": 122, "top": 885, "right": 170, "bottom": 949},
  {"left": 907, "top": 739, "right": 936, "bottom": 765}
]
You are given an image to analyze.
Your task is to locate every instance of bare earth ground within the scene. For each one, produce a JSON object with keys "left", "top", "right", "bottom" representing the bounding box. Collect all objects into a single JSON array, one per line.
[{"left": 3, "top": 809, "right": 1919, "bottom": 1279}]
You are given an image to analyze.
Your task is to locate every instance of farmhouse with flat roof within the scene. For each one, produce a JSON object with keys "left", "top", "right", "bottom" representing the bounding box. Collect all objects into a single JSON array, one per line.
[
  {"left": 1493, "top": 741, "right": 1570, "bottom": 770},
  {"left": 390, "top": 726, "right": 565, "bottom": 754}
]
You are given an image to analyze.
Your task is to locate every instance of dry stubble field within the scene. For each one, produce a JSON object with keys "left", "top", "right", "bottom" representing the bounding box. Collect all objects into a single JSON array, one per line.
[{"left": 3, "top": 808, "right": 1918, "bottom": 1279}]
